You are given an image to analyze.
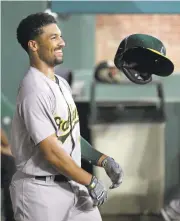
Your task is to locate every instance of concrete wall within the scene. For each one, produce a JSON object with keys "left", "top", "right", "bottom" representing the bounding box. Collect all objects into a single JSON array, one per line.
[{"left": 1, "top": 1, "right": 48, "bottom": 105}]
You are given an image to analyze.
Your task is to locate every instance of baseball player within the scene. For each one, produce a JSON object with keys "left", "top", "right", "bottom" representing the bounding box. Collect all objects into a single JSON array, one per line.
[{"left": 10, "top": 12, "right": 123, "bottom": 221}]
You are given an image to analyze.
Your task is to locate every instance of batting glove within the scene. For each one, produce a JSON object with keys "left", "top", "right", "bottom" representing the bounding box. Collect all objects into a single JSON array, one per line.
[
  {"left": 86, "top": 176, "right": 108, "bottom": 207},
  {"left": 102, "top": 157, "right": 124, "bottom": 189}
]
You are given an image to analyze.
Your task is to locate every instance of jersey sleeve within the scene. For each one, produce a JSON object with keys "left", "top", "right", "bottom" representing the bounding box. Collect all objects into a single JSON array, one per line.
[{"left": 18, "top": 92, "right": 56, "bottom": 145}]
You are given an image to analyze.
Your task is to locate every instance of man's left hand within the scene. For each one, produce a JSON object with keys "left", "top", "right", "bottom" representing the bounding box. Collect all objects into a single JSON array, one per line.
[{"left": 101, "top": 157, "right": 124, "bottom": 189}]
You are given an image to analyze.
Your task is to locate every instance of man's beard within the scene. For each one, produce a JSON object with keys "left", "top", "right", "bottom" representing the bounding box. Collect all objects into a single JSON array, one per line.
[
  {"left": 39, "top": 52, "right": 63, "bottom": 67},
  {"left": 54, "top": 57, "right": 63, "bottom": 66},
  {"left": 43, "top": 58, "right": 63, "bottom": 67}
]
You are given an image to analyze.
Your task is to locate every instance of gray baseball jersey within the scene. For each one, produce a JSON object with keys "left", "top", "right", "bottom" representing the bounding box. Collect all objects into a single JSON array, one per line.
[{"left": 10, "top": 66, "right": 81, "bottom": 176}]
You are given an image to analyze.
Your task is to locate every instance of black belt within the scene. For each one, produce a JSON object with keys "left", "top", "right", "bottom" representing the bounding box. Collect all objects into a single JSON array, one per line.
[{"left": 35, "top": 175, "right": 68, "bottom": 182}]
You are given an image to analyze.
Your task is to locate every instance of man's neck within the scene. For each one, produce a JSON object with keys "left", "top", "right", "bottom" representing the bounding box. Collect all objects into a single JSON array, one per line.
[{"left": 30, "top": 61, "right": 55, "bottom": 81}]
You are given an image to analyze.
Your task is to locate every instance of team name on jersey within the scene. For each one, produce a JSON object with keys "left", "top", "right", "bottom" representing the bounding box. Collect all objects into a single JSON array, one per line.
[{"left": 54, "top": 106, "right": 79, "bottom": 143}]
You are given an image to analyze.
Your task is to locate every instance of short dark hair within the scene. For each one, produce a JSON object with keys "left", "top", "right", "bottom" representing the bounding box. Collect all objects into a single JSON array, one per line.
[{"left": 17, "top": 12, "right": 57, "bottom": 52}]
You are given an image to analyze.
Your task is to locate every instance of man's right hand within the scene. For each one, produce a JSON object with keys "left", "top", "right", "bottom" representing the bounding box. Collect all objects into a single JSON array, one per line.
[{"left": 86, "top": 176, "right": 108, "bottom": 207}]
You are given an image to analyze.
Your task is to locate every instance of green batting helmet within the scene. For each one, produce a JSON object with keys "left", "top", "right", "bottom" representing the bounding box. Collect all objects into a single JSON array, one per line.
[{"left": 114, "top": 34, "right": 174, "bottom": 84}]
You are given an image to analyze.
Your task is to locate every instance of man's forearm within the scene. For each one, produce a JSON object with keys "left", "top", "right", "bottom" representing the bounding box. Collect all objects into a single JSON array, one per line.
[
  {"left": 39, "top": 135, "right": 92, "bottom": 186},
  {"left": 81, "top": 136, "right": 107, "bottom": 166},
  {"left": 50, "top": 149, "right": 92, "bottom": 185}
]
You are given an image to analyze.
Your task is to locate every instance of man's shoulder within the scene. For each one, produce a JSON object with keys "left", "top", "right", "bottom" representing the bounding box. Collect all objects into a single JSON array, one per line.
[
  {"left": 23, "top": 69, "right": 49, "bottom": 89},
  {"left": 19, "top": 68, "right": 53, "bottom": 99}
]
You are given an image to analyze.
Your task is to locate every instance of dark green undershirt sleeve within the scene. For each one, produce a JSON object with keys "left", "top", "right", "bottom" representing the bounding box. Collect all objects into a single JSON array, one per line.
[{"left": 80, "top": 136, "right": 103, "bottom": 166}]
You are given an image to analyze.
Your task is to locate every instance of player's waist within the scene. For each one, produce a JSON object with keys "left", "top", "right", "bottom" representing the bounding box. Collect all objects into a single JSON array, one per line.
[
  {"left": 13, "top": 170, "right": 69, "bottom": 183},
  {"left": 35, "top": 174, "right": 69, "bottom": 182}
]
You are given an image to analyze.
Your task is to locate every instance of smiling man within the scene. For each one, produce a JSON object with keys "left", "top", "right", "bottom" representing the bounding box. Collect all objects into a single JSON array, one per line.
[{"left": 10, "top": 12, "right": 123, "bottom": 221}]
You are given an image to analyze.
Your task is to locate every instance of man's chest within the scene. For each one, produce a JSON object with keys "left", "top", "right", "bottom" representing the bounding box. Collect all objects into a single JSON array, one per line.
[{"left": 52, "top": 84, "right": 79, "bottom": 136}]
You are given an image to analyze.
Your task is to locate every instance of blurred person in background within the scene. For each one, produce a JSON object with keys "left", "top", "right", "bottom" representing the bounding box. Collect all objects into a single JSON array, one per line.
[
  {"left": 1, "top": 128, "right": 16, "bottom": 221},
  {"left": 94, "top": 60, "right": 122, "bottom": 84}
]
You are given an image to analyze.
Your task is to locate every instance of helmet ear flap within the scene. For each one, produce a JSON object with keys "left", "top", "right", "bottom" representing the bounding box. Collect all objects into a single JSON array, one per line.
[{"left": 122, "top": 61, "right": 152, "bottom": 85}]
